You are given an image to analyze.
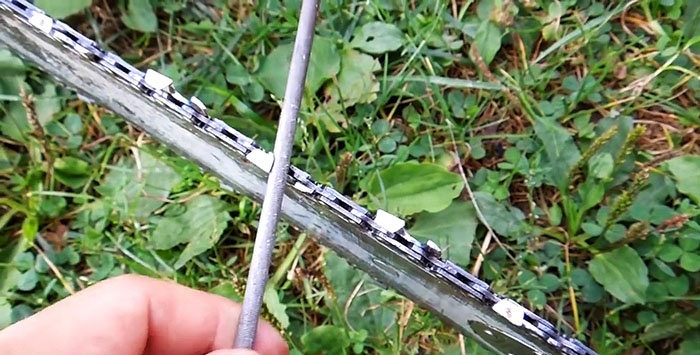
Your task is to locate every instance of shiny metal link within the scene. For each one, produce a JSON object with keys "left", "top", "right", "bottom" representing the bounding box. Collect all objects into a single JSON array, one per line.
[{"left": 0, "top": 1, "right": 598, "bottom": 354}]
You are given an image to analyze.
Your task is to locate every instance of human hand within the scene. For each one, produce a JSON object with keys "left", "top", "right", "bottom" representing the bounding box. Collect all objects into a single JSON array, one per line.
[{"left": 0, "top": 274, "right": 289, "bottom": 355}]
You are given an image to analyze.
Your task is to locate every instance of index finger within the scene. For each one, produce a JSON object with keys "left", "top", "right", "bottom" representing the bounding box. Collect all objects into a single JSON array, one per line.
[{"left": 0, "top": 274, "right": 289, "bottom": 355}]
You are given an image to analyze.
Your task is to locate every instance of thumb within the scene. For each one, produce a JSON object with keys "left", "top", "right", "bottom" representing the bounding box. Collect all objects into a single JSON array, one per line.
[{"left": 207, "top": 349, "right": 261, "bottom": 355}]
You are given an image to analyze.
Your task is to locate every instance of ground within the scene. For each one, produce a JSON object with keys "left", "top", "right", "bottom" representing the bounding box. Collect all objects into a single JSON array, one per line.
[{"left": 1, "top": 0, "right": 700, "bottom": 354}]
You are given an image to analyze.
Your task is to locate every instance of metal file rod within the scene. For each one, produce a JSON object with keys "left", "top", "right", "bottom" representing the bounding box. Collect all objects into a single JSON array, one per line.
[{"left": 233, "top": 0, "right": 319, "bottom": 349}]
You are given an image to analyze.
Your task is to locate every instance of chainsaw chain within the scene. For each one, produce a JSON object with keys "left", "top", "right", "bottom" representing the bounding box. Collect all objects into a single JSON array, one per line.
[{"left": 0, "top": 1, "right": 598, "bottom": 354}]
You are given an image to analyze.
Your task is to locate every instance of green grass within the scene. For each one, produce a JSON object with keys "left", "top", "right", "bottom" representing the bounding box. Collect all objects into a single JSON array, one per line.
[{"left": 2, "top": 0, "right": 700, "bottom": 354}]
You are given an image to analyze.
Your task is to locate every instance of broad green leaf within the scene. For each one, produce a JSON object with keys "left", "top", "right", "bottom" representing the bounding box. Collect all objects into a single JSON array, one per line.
[
  {"left": 588, "top": 153, "right": 614, "bottom": 180},
  {"left": 97, "top": 151, "right": 181, "bottom": 222},
  {"left": 0, "top": 297, "right": 11, "bottom": 329},
  {"left": 256, "top": 37, "right": 341, "bottom": 99},
  {"left": 474, "top": 21, "right": 502, "bottom": 65},
  {"left": 86, "top": 254, "right": 115, "bottom": 281},
  {"left": 39, "top": 196, "right": 67, "bottom": 218},
  {"left": 658, "top": 244, "right": 683, "bottom": 263},
  {"left": 680, "top": 252, "right": 700, "bottom": 272},
  {"left": 665, "top": 275, "right": 690, "bottom": 297},
  {"left": 327, "top": 48, "right": 380, "bottom": 107},
  {"left": 682, "top": 1, "right": 700, "bottom": 52},
  {"left": 21, "top": 216, "right": 38, "bottom": 243},
  {"left": 653, "top": 258, "right": 676, "bottom": 278},
  {"left": 666, "top": 156, "right": 700, "bottom": 204},
  {"left": 301, "top": 325, "right": 352, "bottom": 355},
  {"left": 0, "top": 144, "right": 20, "bottom": 173},
  {"left": 582, "top": 282, "right": 604, "bottom": 303},
  {"left": 121, "top": 0, "right": 158, "bottom": 33},
  {"left": 324, "top": 251, "right": 396, "bottom": 337},
  {"left": 11, "top": 305, "right": 33, "bottom": 324},
  {"left": 35, "top": 0, "right": 91, "bottom": 19},
  {"left": 476, "top": 0, "right": 498, "bottom": 21},
  {"left": 15, "top": 253, "right": 33, "bottom": 272},
  {"left": 671, "top": 336, "right": 700, "bottom": 355},
  {"left": 54, "top": 157, "right": 91, "bottom": 189},
  {"left": 34, "top": 83, "right": 61, "bottom": 125},
  {"left": 0, "top": 50, "right": 25, "bottom": 76},
  {"left": 264, "top": 288, "right": 290, "bottom": 329},
  {"left": 350, "top": 22, "right": 404, "bottom": 54},
  {"left": 582, "top": 222, "right": 603, "bottom": 237},
  {"left": 579, "top": 180, "right": 605, "bottom": 211},
  {"left": 548, "top": 203, "right": 562, "bottom": 225},
  {"left": 150, "top": 195, "right": 231, "bottom": 269},
  {"left": 299, "top": 36, "right": 342, "bottom": 96},
  {"left": 0, "top": 238, "right": 25, "bottom": 295},
  {"left": 409, "top": 201, "right": 477, "bottom": 265},
  {"left": 642, "top": 312, "right": 700, "bottom": 344},
  {"left": 57, "top": 246, "right": 80, "bottom": 266},
  {"left": 570, "top": 268, "right": 594, "bottom": 287},
  {"left": 0, "top": 79, "right": 30, "bottom": 143},
  {"left": 316, "top": 48, "right": 381, "bottom": 132},
  {"left": 473, "top": 191, "right": 525, "bottom": 237},
  {"left": 364, "top": 162, "right": 463, "bottom": 215},
  {"left": 533, "top": 115, "right": 581, "bottom": 189},
  {"left": 589, "top": 246, "right": 648, "bottom": 304},
  {"left": 629, "top": 173, "right": 676, "bottom": 221},
  {"left": 539, "top": 273, "right": 561, "bottom": 292},
  {"left": 0, "top": 70, "right": 22, "bottom": 91},
  {"left": 680, "top": 236, "right": 700, "bottom": 251},
  {"left": 225, "top": 62, "right": 252, "bottom": 86},
  {"left": 526, "top": 289, "right": 547, "bottom": 308},
  {"left": 377, "top": 137, "right": 397, "bottom": 153},
  {"left": 0, "top": 80, "right": 59, "bottom": 139},
  {"left": 16, "top": 269, "right": 37, "bottom": 292}
]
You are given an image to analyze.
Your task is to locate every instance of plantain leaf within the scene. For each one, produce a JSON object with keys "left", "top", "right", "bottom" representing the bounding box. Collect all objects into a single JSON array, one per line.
[
  {"left": 364, "top": 162, "right": 463, "bottom": 216},
  {"left": 589, "top": 246, "right": 648, "bottom": 304}
]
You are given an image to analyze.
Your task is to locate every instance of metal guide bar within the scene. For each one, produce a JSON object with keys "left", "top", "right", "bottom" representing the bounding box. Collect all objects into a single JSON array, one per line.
[{"left": 0, "top": 1, "right": 598, "bottom": 354}]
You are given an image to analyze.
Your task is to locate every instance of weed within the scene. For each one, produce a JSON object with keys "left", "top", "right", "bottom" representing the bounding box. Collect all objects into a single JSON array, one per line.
[{"left": 2, "top": 1, "right": 700, "bottom": 354}]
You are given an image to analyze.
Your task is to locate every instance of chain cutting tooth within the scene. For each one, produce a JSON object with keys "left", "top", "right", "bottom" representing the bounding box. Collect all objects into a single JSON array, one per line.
[
  {"left": 26, "top": 8, "right": 52, "bottom": 33},
  {"left": 424, "top": 240, "right": 442, "bottom": 259},
  {"left": 492, "top": 298, "right": 526, "bottom": 327},
  {"left": 189, "top": 96, "right": 207, "bottom": 115},
  {"left": 374, "top": 210, "right": 405, "bottom": 233},
  {"left": 51, "top": 26, "right": 79, "bottom": 50},
  {"left": 492, "top": 299, "right": 568, "bottom": 351},
  {"left": 287, "top": 166, "right": 320, "bottom": 195},
  {"left": 292, "top": 181, "right": 314, "bottom": 194},
  {"left": 144, "top": 69, "right": 174, "bottom": 91},
  {"left": 246, "top": 149, "right": 274, "bottom": 173},
  {"left": 372, "top": 211, "right": 432, "bottom": 261},
  {"left": 372, "top": 210, "right": 441, "bottom": 262}
]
